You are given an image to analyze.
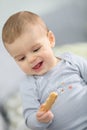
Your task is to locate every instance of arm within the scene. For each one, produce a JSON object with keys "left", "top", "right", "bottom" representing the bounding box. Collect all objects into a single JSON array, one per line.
[{"left": 20, "top": 76, "right": 53, "bottom": 130}]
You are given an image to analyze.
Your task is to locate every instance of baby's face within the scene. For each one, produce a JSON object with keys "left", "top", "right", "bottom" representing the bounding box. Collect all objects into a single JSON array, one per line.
[{"left": 6, "top": 25, "right": 58, "bottom": 75}]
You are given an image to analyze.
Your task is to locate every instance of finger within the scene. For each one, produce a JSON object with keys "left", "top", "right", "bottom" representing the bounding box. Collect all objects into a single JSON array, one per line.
[
  {"left": 37, "top": 111, "right": 54, "bottom": 122},
  {"left": 36, "top": 111, "right": 45, "bottom": 118}
]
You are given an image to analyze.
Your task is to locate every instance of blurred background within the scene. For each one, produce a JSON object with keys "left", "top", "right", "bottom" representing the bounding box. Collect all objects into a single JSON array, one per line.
[{"left": 0, "top": 0, "right": 87, "bottom": 129}]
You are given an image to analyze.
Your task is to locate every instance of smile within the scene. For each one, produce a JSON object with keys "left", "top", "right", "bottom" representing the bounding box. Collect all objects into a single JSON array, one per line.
[{"left": 32, "top": 61, "right": 43, "bottom": 71}]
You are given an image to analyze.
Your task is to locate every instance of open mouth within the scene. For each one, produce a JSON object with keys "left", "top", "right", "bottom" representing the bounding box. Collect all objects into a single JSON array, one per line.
[{"left": 32, "top": 61, "right": 43, "bottom": 70}]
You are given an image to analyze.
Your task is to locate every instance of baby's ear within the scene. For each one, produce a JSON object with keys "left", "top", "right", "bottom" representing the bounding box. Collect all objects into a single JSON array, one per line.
[{"left": 48, "top": 30, "right": 55, "bottom": 48}]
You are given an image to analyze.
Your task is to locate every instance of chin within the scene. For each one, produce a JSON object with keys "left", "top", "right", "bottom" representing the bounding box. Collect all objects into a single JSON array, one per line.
[{"left": 37, "top": 70, "right": 48, "bottom": 75}]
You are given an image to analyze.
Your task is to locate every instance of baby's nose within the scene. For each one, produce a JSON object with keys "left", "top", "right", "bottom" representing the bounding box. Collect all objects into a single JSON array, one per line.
[{"left": 27, "top": 54, "right": 36, "bottom": 63}]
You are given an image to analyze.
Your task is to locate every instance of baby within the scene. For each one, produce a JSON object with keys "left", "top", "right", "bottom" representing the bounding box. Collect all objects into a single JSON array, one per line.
[{"left": 2, "top": 11, "right": 87, "bottom": 130}]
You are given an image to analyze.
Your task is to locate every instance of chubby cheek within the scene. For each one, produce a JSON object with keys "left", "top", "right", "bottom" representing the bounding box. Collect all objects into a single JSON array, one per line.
[
  {"left": 21, "top": 67, "right": 29, "bottom": 74},
  {"left": 17, "top": 63, "right": 30, "bottom": 74},
  {"left": 43, "top": 50, "right": 54, "bottom": 61}
]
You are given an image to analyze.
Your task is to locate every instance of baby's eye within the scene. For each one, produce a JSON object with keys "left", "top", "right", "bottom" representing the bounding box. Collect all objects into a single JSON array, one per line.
[
  {"left": 18, "top": 56, "right": 25, "bottom": 61},
  {"left": 33, "top": 47, "right": 40, "bottom": 52}
]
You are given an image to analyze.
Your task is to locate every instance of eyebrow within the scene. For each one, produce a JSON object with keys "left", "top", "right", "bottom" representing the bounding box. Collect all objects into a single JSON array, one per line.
[
  {"left": 32, "top": 43, "right": 41, "bottom": 47},
  {"left": 31, "top": 43, "right": 41, "bottom": 49}
]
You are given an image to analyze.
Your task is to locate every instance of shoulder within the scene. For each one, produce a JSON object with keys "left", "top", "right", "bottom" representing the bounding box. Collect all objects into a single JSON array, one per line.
[
  {"left": 60, "top": 52, "right": 86, "bottom": 62},
  {"left": 59, "top": 52, "right": 77, "bottom": 60},
  {"left": 59, "top": 52, "right": 87, "bottom": 69}
]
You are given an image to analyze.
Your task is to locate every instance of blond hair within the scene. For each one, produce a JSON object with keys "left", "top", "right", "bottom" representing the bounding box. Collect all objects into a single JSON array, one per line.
[{"left": 2, "top": 11, "right": 49, "bottom": 45}]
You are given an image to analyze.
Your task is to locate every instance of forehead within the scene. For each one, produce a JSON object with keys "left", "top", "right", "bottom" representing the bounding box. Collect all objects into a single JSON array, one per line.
[
  {"left": 23, "top": 23, "right": 47, "bottom": 35},
  {"left": 5, "top": 24, "right": 48, "bottom": 56}
]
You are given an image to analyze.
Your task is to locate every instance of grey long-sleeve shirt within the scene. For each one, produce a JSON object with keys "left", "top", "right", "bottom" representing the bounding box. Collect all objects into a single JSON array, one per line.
[{"left": 20, "top": 52, "right": 87, "bottom": 130}]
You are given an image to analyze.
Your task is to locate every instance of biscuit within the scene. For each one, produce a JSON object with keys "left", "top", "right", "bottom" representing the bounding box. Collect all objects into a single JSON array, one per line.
[{"left": 39, "top": 92, "right": 58, "bottom": 112}]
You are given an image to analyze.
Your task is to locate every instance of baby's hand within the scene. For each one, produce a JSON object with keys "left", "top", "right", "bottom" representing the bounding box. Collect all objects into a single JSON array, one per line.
[
  {"left": 36, "top": 108, "right": 54, "bottom": 123},
  {"left": 36, "top": 92, "right": 57, "bottom": 123}
]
